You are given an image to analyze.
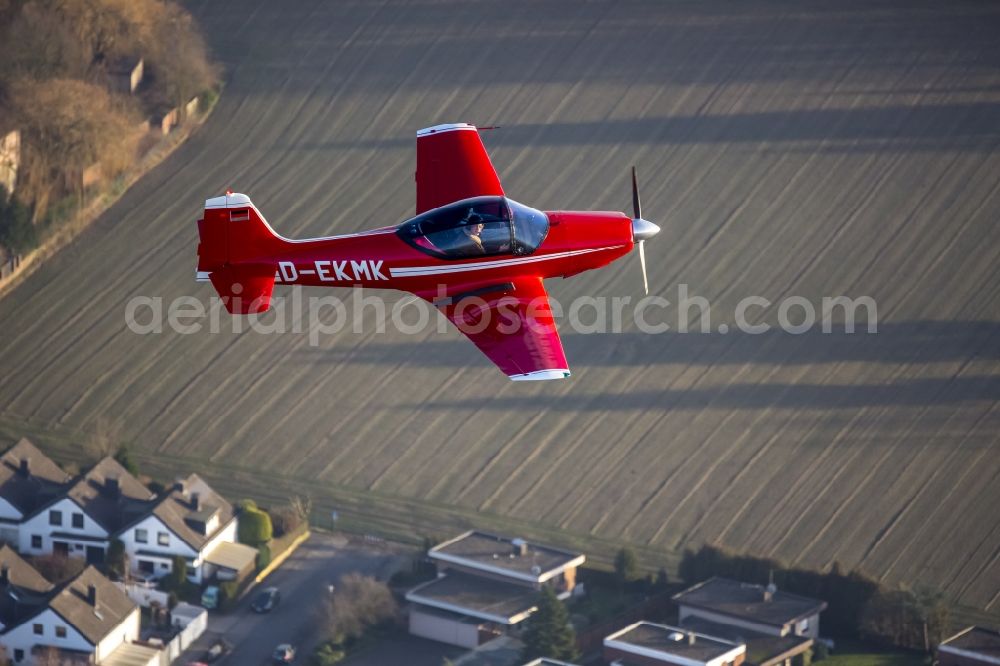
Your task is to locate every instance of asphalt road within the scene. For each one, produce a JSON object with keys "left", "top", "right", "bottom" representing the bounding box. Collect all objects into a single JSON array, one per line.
[
  {"left": 178, "top": 532, "right": 408, "bottom": 666},
  {"left": 1, "top": 0, "right": 999, "bottom": 613}
]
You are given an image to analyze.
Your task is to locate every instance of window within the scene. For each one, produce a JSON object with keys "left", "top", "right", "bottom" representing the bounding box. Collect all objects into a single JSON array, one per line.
[
  {"left": 31, "top": 535, "right": 42, "bottom": 549},
  {"left": 157, "top": 531, "right": 170, "bottom": 546},
  {"left": 135, "top": 528, "right": 148, "bottom": 544},
  {"left": 32, "top": 623, "right": 42, "bottom": 635},
  {"left": 14, "top": 649, "right": 22, "bottom": 662},
  {"left": 508, "top": 199, "right": 549, "bottom": 255},
  {"left": 398, "top": 197, "right": 514, "bottom": 259},
  {"left": 72, "top": 512, "right": 84, "bottom": 529},
  {"left": 48, "top": 510, "right": 62, "bottom": 526},
  {"left": 56, "top": 626, "right": 67, "bottom": 638}
]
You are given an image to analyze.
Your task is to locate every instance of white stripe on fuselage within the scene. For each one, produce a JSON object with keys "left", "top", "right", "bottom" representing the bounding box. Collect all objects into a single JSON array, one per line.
[
  {"left": 388, "top": 246, "right": 624, "bottom": 278},
  {"left": 197, "top": 246, "right": 624, "bottom": 283}
]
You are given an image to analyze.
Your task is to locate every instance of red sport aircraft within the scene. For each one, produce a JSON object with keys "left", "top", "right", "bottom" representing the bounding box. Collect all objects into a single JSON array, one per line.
[{"left": 196, "top": 123, "right": 659, "bottom": 380}]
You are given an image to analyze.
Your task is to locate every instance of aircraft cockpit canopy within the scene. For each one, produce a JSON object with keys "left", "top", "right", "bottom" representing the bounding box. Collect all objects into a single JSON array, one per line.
[{"left": 397, "top": 196, "right": 549, "bottom": 260}]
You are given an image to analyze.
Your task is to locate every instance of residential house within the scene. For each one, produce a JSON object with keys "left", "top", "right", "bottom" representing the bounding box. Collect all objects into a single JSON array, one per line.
[
  {"left": 673, "top": 578, "right": 826, "bottom": 639},
  {"left": 679, "top": 618, "right": 814, "bottom": 666},
  {"left": 407, "top": 531, "right": 585, "bottom": 649},
  {"left": 0, "top": 546, "right": 148, "bottom": 665},
  {"left": 117, "top": 474, "right": 253, "bottom": 584},
  {"left": 938, "top": 627, "right": 1000, "bottom": 666},
  {"left": 604, "top": 622, "right": 746, "bottom": 666},
  {"left": 18, "top": 458, "right": 153, "bottom": 565},
  {"left": 0, "top": 441, "right": 248, "bottom": 588},
  {"left": 0, "top": 440, "right": 72, "bottom": 547}
]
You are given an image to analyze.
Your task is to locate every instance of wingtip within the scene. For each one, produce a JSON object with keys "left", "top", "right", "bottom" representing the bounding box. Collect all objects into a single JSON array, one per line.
[{"left": 509, "top": 369, "right": 571, "bottom": 381}]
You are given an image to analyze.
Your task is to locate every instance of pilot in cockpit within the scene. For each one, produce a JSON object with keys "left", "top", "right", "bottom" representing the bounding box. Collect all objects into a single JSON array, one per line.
[{"left": 461, "top": 210, "right": 486, "bottom": 254}]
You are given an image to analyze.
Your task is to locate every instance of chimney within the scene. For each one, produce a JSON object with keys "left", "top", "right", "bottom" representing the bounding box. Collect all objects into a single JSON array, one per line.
[
  {"left": 764, "top": 582, "right": 777, "bottom": 603},
  {"left": 688, "top": 632, "right": 697, "bottom": 646},
  {"left": 174, "top": 478, "right": 187, "bottom": 496},
  {"left": 106, "top": 476, "right": 120, "bottom": 498},
  {"left": 87, "top": 583, "right": 98, "bottom": 607},
  {"left": 511, "top": 538, "right": 528, "bottom": 557},
  {"left": 18, "top": 458, "right": 29, "bottom": 477},
  {"left": 0, "top": 565, "right": 8, "bottom": 587},
  {"left": 191, "top": 492, "right": 200, "bottom": 511}
]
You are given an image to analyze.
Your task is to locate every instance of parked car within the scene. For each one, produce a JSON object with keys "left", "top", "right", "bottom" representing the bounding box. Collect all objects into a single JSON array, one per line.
[
  {"left": 202, "top": 638, "right": 233, "bottom": 663},
  {"left": 272, "top": 643, "right": 296, "bottom": 663},
  {"left": 131, "top": 571, "right": 157, "bottom": 587},
  {"left": 252, "top": 586, "right": 281, "bottom": 613},
  {"left": 201, "top": 585, "right": 220, "bottom": 609}
]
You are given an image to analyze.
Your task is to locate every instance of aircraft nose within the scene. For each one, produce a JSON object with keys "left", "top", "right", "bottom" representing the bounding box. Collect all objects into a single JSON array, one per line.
[{"left": 632, "top": 217, "right": 660, "bottom": 242}]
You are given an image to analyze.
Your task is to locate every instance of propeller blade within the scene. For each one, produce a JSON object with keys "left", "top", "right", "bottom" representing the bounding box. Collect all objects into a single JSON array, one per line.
[
  {"left": 639, "top": 239, "right": 649, "bottom": 295},
  {"left": 632, "top": 166, "right": 642, "bottom": 220}
]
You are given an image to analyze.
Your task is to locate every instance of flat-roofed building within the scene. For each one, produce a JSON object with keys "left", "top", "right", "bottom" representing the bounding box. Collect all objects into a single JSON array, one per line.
[
  {"left": 430, "top": 531, "right": 585, "bottom": 597},
  {"left": 673, "top": 578, "right": 826, "bottom": 638},
  {"left": 408, "top": 531, "right": 586, "bottom": 649},
  {"left": 680, "top": 617, "right": 813, "bottom": 666},
  {"left": 604, "top": 622, "right": 746, "bottom": 666},
  {"left": 939, "top": 627, "right": 1000, "bottom": 666}
]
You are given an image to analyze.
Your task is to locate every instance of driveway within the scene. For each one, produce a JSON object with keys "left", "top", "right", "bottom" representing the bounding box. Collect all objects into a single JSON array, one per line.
[{"left": 175, "top": 532, "right": 409, "bottom": 665}]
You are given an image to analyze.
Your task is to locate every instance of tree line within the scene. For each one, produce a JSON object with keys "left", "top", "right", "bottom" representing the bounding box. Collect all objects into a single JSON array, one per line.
[{"left": 0, "top": 0, "right": 219, "bottom": 253}]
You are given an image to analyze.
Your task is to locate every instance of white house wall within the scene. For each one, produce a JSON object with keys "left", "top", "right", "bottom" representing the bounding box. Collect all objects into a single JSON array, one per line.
[
  {"left": 95, "top": 607, "right": 140, "bottom": 661},
  {"left": 0, "top": 608, "right": 93, "bottom": 664},
  {"left": 409, "top": 608, "right": 480, "bottom": 649},
  {"left": 17, "top": 498, "right": 108, "bottom": 555},
  {"left": 0, "top": 496, "right": 23, "bottom": 522},
  {"left": 201, "top": 518, "right": 237, "bottom": 558},
  {"left": 0, "top": 497, "right": 24, "bottom": 545},
  {"left": 119, "top": 515, "right": 197, "bottom": 579}
]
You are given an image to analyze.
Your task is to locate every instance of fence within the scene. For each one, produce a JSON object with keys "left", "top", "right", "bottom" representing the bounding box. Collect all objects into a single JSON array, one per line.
[
  {"left": 116, "top": 581, "right": 171, "bottom": 608},
  {"left": 142, "top": 603, "right": 207, "bottom": 665}
]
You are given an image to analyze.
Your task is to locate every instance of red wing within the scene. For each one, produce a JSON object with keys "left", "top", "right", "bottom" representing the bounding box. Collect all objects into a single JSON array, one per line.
[
  {"left": 419, "top": 277, "right": 570, "bottom": 381},
  {"left": 416, "top": 124, "right": 504, "bottom": 215}
]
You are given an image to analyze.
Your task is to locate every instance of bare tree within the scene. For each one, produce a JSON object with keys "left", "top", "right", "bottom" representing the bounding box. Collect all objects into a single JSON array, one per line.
[
  {"left": 11, "top": 78, "right": 141, "bottom": 219},
  {"left": 325, "top": 574, "right": 397, "bottom": 643},
  {"left": 143, "top": 1, "right": 219, "bottom": 110},
  {"left": 0, "top": 4, "right": 92, "bottom": 82},
  {"left": 34, "top": 646, "right": 61, "bottom": 666},
  {"left": 290, "top": 495, "right": 313, "bottom": 524}
]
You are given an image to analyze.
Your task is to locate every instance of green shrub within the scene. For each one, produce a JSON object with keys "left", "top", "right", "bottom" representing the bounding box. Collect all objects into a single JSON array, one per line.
[
  {"left": 257, "top": 544, "right": 271, "bottom": 571},
  {"left": 114, "top": 445, "right": 139, "bottom": 476},
  {"left": 0, "top": 189, "right": 36, "bottom": 254},
  {"left": 106, "top": 539, "right": 127, "bottom": 579},
  {"left": 311, "top": 642, "right": 346, "bottom": 666},
  {"left": 218, "top": 580, "right": 239, "bottom": 610},
  {"left": 239, "top": 506, "right": 273, "bottom": 546},
  {"left": 198, "top": 88, "right": 219, "bottom": 110},
  {"left": 614, "top": 546, "right": 641, "bottom": 585}
]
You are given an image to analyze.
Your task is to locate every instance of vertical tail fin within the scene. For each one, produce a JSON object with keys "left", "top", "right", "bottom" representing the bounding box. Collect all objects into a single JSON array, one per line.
[{"left": 196, "top": 193, "right": 282, "bottom": 314}]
